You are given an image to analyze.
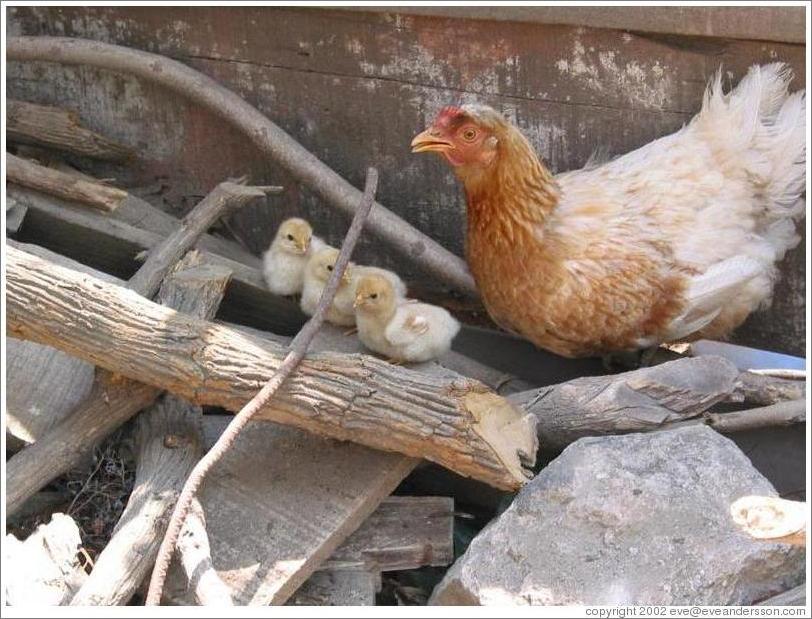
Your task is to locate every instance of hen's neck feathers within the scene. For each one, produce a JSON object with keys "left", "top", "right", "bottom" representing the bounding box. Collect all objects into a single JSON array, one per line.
[{"left": 462, "top": 123, "right": 559, "bottom": 233}]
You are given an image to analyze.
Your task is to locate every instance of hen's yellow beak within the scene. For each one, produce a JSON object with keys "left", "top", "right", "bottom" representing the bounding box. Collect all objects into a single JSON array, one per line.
[{"left": 411, "top": 129, "right": 453, "bottom": 154}]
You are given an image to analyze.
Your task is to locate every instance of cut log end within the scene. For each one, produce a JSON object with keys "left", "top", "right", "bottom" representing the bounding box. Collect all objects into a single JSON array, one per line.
[
  {"left": 462, "top": 390, "right": 538, "bottom": 488},
  {"left": 731, "top": 495, "right": 807, "bottom": 546}
]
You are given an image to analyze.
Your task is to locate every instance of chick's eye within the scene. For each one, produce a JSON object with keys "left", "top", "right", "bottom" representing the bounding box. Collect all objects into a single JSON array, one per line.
[
  {"left": 287, "top": 234, "right": 294, "bottom": 241},
  {"left": 462, "top": 128, "right": 477, "bottom": 141},
  {"left": 370, "top": 293, "right": 378, "bottom": 300},
  {"left": 326, "top": 265, "right": 333, "bottom": 271}
]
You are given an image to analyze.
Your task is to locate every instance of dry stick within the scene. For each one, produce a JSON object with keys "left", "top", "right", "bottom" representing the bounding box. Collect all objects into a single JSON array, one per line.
[
  {"left": 704, "top": 399, "right": 806, "bottom": 433},
  {"left": 6, "top": 152, "right": 128, "bottom": 212},
  {"left": 176, "top": 499, "right": 234, "bottom": 606},
  {"left": 145, "top": 167, "right": 380, "bottom": 605},
  {"left": 6, "top": 36, "right": 477, "bottom": 297},
  {"left": 4, "top": 178, "right": 268, "bottom": 516},
  {"left": 6, "top": 99, "right": 135, "bottom": 161}
]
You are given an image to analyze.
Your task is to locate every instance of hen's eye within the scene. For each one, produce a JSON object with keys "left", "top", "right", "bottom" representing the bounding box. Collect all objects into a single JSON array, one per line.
[
  {"left": 287, "top": 234, "right": 294, "bottom": 241},
  {"left": 327, "top": 265, "right": 333, "bottom": 272},
  {"left": 462, "top": 128, "right": 477, "bottom": 141},
  {"left": 370, "top": 293, "right": 378, "bottom": 300}
]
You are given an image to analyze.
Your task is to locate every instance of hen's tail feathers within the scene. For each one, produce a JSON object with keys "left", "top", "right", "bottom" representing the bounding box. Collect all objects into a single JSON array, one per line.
[
  {"left": 664, "top": 256, "right": 764, "bottom": 342},
  {"left": 698, "top": 63, "right": 806, "bottom": 242}
]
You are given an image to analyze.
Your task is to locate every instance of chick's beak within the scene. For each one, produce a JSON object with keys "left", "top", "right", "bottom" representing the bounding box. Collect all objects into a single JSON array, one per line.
[
  {"left": 296, "top": 240, "right": 309, "bottom": 253},
  {"left": 353, "top": 294, "right": 364, "bottom": 309},
  {"left": 411, "top": 128, "right": 453, "bottom": 154}
]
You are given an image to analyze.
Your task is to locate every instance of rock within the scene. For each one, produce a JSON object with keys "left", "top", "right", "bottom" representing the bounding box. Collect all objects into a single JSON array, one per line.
[
  {"left": 430, "top": 426, "right": 804, "bottom": 605},
  {"left": 4, "top": 513, "right": 88, "bottom": 605}
]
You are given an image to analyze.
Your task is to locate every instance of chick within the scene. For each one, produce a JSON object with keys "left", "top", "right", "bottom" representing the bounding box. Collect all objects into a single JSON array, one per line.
[
  {"left": 301, "top": 246, "right": 356, "bottom": 326},
  {"left": 351, "top": 265, "right": 408, "bottom": 299},
  {"left": 354, "top": 274, "right": 460, "bottom": 363},
  {"left": 262, "top": 218, "right": 325, "bottom": 296}
]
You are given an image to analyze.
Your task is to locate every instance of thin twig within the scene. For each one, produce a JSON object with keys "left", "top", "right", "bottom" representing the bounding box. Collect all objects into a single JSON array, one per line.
[
  {"left": 747, "top": 368, "right": 806, "bottom": 380},
  {"left": 145, "top": 168, "right": 379, "bottom": 605}
]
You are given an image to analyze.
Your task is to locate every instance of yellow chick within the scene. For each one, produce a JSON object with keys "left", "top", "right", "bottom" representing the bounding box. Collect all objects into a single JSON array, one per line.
[
  {"left": 301, "top": 246, "right": 356, "bottom": 326},
  {"left": 262, "top": 218, "right": 325, "bottom": 296},
  {"left": 354, "top": 274, "right": 461, "bottom": 363},
  {"left": 351, "top": 265, "right": 408, "bottom": 299}
]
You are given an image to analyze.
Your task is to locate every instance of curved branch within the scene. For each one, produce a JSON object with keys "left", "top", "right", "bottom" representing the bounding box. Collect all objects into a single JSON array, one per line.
[{"left": 6, "top": 36, "right": 477, "bottom": 297}]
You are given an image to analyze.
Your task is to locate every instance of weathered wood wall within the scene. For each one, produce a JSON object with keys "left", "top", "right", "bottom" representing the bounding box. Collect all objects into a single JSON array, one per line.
[{"left": 6, "top": 6, "right": 806, "bottom": 355}]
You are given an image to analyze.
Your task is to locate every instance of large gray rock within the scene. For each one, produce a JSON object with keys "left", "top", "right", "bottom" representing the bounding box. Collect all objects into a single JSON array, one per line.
[{"left": 431, "top": 426, "right": 804, "bottom": 605}]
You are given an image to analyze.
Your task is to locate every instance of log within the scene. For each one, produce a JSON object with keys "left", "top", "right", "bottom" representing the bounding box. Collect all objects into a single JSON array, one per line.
[
  {"left": 730, "top": 496, "right": 807, "bottom": 547},
  {"left": 5, "top": 250, "right": 232, "bottom": 516},
  {"left": 705, "top": 400, "right": 806, "bottom": 433},
  {"left": 10, "top": 184, "right": 306, "bottom": 334},
  {"left": 176, "top": 499, "right": 234, "bottom": 606},
  {"left": 7, "top": 36, "right": 478, "bottom": 297},
  {"left": 6, "top": 99, "right": 135, "bottom": 161},
  {"left": 69, "top": 396, "right": 204, "bottom": 605},
  {"left": 512, "top": 356, "right": 741, "bottom": 448},
  {"left": 6, "top": 153, "right": 128, "bottom": 212},
  {"left": 146, "top": 168, "right": 382, "bottom": 604},
  {"left": 6, "top": 245, "right": 538, "bottom": 491}
]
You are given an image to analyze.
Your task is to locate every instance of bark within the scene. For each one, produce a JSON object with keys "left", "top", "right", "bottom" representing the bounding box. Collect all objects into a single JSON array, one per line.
[
  {"left": 6, "top": 36, "right": 478, "bottom": 297},
  {"left": 5, "top": 251, "right": 231, "bottom": 516},
  {"left": 6, "top": 99, "right": 134, "bottom": 161},
  {"left": 7, "top": 153, "right": 128, "bottom": 212},
  {"left": 6, "top": 244, "right": 538, "bottom": 492},
  {"left": 69, "top": 396, "right": 204, "bottom": 605}
]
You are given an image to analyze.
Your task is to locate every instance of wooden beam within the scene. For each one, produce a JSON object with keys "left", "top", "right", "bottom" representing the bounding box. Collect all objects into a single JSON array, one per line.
[
  {"left": 6, "top": 99, "right": 135, "bottom": 161},
  {"left": 162, "top": 417, "right": 415, "bottom": 605},
  {"left": 6, "top": 153, "right": 128, "bottom": 212},
  {"left": 69, "top": 396, "right": 205, "bottom": 605},
  {"left": 321, "top": 496, "right": 454, "bottom": 572},
  {"left": 6, "top": 245, "right": 537, "bottom": 490}
]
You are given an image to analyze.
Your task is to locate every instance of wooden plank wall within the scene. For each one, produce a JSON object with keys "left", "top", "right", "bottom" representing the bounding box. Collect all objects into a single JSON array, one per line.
[{"left": 6, "top": 6, "right": 806, "bottom": 355}]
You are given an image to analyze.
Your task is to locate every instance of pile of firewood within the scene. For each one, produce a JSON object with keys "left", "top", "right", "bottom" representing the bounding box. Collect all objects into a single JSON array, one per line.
[{"left": 5, "top": 37, "right": 806, "bottom": 607}]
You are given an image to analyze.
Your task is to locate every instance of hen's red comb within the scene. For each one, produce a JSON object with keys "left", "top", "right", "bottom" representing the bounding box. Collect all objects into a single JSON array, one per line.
[{"left": 435, "top": 105, "right": 466, "bottom": 127}]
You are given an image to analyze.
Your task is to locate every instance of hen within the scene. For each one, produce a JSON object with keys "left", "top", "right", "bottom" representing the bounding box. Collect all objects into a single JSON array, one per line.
[{"left": 411, "top": 63, "right": 805, "bottom": 358}]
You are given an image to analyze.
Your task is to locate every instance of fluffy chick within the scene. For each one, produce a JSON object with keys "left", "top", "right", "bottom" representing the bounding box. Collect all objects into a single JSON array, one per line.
[
  {"left": 262, "top": 218, "right": 325, "bottom": 295},
  {"left": 351, "top": 265, "right": 408, "bottom": 299},
  {"left": 301, "top": 246, "right": 356, "bottom": 326},
  {"left": 354, "top": 274, "right": 460, "bottom": 363}
]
